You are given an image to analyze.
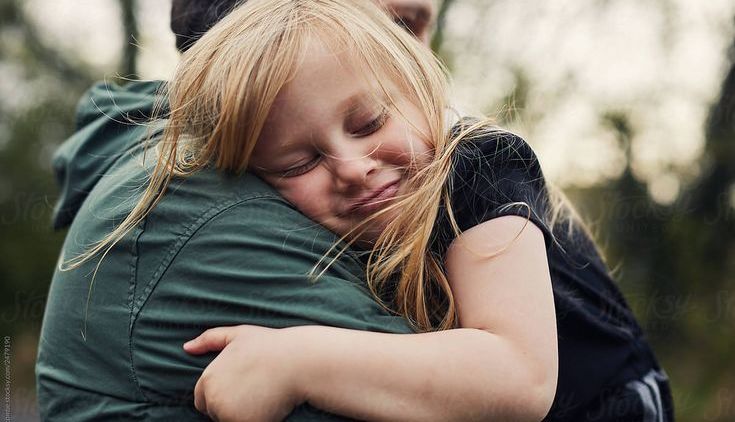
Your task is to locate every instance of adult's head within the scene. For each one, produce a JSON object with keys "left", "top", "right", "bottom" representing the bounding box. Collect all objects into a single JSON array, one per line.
[{"left": 170, "top": 0, "right": 436, "bottom": 52}]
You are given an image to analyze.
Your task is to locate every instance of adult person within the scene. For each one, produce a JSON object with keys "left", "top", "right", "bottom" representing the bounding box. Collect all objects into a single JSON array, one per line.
[{"left": 36, "top": 1, "right": 436, "bottom": 421}]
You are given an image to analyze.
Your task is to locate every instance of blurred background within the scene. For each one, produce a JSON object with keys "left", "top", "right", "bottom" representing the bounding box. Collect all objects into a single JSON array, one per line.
[{"left": 1, "top": 0, "right": 734, "bottom": 420}]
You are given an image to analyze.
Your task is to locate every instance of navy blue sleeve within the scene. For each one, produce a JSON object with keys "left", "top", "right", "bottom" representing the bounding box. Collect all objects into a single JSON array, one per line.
[{"left": 432, "top": 129, "right": 554, "bottom": 256}]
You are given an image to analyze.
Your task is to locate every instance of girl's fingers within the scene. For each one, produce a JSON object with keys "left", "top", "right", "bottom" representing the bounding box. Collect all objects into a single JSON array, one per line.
[{"left": 183, "top": 326, "right": 237, "bottom": 354}]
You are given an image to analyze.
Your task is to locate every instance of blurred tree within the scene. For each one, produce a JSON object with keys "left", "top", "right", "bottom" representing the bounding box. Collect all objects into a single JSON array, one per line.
[
  {"left": 564, "top": 18, "right": 735, "bottom": 422},
  {"left": 672, "top": 27, "right": 735, "bottom": 418},
  {"left": 120, "top": 0, "right": 139, "bottom": 77},
  {"left": 3, "top": 0, "right": 93, "bottom": 87}
]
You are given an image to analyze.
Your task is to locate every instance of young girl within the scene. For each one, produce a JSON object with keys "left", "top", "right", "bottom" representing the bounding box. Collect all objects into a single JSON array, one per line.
[{"left": 74, "top": 0, "right": 673, "bottom": 420}]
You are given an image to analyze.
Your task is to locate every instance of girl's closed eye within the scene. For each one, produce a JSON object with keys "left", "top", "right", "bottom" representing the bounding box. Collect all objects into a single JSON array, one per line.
[
  {"left": 280, "top": 155, "right": 322, "bottom": 178},
  {"left": 350, "top": 108, "right": 389, "bottom": 138}
]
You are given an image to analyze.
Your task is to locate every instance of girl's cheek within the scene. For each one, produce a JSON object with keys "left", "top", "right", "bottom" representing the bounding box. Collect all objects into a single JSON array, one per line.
[{"left": 277, "top": 176, "right": 329, "bottom": 214}]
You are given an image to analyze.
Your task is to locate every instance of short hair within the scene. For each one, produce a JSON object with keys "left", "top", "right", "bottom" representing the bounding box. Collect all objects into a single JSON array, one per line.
[{"left": 170, "top": 0, "right": 243, "bottom": 52}]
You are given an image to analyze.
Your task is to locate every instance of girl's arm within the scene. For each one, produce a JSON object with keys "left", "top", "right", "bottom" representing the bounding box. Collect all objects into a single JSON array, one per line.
[{"left": 186, "top": 215, "right": 557, "bottom": 422}]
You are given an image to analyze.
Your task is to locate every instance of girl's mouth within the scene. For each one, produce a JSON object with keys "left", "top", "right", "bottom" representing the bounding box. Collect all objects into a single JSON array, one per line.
[{"left": 349, "top": 180, "right": 401, "bottom": 215}]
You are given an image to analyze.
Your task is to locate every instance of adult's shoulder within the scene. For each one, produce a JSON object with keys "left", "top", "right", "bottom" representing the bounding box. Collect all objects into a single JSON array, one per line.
[
  {"left": 75, "top": 79, "right": 166, "bottom": 128},
  {"left": 137, "top": 172, "right": 397, "bottom": 325}
]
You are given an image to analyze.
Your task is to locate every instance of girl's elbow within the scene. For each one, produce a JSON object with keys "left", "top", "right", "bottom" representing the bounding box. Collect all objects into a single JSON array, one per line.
[
  {"left": 499, "top": 355, "right": 557, "bottom": 422},
  {"left": 520, "top": 360, "right": 558, "bottom": 421},
  {"left": 530, "top": 370, "right": 557, "bottom": 421},
  {"left": 473, "top": 364, "right": 557, "bottom": 422},
  {"left": 516, "top": 332, "right": 558, "bottom": 421}
]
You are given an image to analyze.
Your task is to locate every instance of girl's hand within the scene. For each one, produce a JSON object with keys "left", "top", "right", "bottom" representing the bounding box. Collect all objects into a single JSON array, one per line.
[{"left": 184, "top": 325, "right": 307, "bottom": 422}]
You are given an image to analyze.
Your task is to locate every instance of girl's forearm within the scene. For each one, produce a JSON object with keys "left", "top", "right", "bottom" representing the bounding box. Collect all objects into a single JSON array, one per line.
[{"left": 289, "top": 325, "right": 555, "bottom": 422}]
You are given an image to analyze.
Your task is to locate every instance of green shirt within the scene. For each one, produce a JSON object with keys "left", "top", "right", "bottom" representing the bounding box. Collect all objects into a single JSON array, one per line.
[{"left": 37, "top": 81, "right": 413, "bottom": 421}]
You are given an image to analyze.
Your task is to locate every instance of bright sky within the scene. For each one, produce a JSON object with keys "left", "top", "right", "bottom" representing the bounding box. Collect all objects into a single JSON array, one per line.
[{"left": 21, "top": 0, "right": 735, "bottom": 203}]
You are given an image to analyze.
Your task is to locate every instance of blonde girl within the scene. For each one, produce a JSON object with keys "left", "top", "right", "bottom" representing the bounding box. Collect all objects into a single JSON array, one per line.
[{"left": 71, "top": 0, "right": 673, "bottom": 420}]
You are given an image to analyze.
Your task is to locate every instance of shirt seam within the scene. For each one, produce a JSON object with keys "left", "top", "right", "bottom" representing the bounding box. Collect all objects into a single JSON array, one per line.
[{"left": 127, "top": 219, "right": 146, "bottom": 402}]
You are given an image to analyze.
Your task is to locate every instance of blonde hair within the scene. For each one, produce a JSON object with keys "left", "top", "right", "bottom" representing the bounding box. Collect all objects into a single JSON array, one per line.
[{"left": 65, "top": 0, "right": 576, "bottom": 333}]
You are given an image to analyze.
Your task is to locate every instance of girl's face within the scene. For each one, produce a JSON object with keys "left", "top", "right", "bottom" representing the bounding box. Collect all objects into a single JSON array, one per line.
[{"left": 250, "top": 39, "right": 432, "bottom": 244}]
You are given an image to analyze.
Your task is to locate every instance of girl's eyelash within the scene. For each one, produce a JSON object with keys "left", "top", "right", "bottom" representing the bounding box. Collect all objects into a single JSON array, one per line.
[
  {"left": 353, "top": 110, "right": 389, "bottom": 137},
  {"left": 281, "top": 156, "right": 321, "bottom": 177}
]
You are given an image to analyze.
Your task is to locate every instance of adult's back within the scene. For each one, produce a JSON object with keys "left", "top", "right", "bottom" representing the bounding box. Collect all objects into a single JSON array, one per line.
[{"left": 36, "top": 81, "right": 413, "bottom": 421}]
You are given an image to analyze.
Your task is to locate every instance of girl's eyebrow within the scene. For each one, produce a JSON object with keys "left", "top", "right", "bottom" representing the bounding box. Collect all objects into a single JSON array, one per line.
[
  {"left": 341, "top": 91, "right": 389, "bottom": 116},
  {"left": 339, "top": 92, "right": 371, "bottom": 115}
]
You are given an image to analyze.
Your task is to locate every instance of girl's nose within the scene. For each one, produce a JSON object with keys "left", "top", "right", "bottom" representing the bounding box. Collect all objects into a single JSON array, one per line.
[{"left": 328, "top": 151, "right": 378, "bottom": 189}]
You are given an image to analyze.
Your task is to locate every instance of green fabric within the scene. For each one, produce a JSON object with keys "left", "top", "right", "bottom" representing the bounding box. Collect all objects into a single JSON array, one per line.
[{"left": 37, "top": 81, "right": 413, "bottom": 421}]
